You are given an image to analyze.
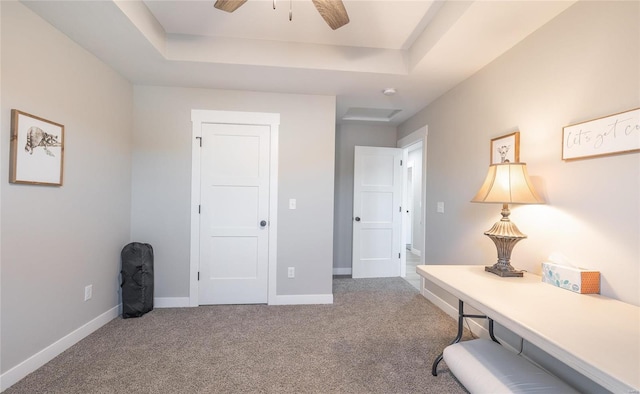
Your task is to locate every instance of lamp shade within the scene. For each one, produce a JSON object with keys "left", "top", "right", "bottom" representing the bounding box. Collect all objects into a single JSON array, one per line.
[{"left": 471, "top": 163, "right": 543, "bottom": 204}]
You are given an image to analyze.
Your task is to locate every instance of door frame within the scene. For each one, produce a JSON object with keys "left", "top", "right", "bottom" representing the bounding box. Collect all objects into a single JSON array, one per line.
[
  {"left": 398, "top": 126, "right": 428, "bottom": 275},
  {"left": 189, "top": 109, "right": 279, "bottom": 306}
]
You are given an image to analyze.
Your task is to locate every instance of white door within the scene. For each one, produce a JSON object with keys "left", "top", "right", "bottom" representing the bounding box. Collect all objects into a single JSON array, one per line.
[
  {"left": 199, "top": 123, "right": 270, "bottom": 304},
  {"left": 352, "top": 146, "right": 403, "bottom": 278}
]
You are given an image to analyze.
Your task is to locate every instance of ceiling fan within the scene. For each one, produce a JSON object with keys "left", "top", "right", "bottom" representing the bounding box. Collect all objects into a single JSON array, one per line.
[{"left": 213, "top": 0, "right": 350, "bottom": 30}]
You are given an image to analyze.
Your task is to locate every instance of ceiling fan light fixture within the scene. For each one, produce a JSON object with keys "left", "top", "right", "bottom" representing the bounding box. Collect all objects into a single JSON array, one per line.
[
  {"left": 311, "top": 0, "right": 350, "bottom": 30},
  {"left": 213, "top": 0, "right": 247, "bottom": 13},
  {"left": 213, "top": 0, "right": 349, "bottom": 30}
]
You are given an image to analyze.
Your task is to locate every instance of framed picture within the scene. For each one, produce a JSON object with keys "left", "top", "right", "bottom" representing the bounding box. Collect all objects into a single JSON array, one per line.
[
  {"left": 490, "top": 131, "right": 520, "bottom": 164},
  {"left": 562, "top": 108, "right": 640, "bottom": 160},
  {"left": 10, "top": 109, "right": 64, "bottom": 186}
]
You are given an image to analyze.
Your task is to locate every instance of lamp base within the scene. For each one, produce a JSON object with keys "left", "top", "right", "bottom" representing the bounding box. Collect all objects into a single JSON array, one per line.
[
  {"left": 485, "top": 265, "right": 524, "bottom": 277},
  {"left": 483, "top": 204, "right": 526, "bottom": 278}
]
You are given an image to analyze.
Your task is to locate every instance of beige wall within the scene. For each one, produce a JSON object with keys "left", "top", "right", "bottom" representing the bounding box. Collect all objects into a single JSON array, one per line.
[
  {"left": 1, "top": 1, "right": 133, "bottom": 374},
  {"left": 398, "top": 1, "right": 639, "bottom": 304},
  {"left": 131, "top": 86, "right": 336, "bottom": 298},
  {"left": 333, "top": 123, "right": 397, "bottom": 273},
  {"left": 399, "top": 3, "right": 639, "bottom": 390}
]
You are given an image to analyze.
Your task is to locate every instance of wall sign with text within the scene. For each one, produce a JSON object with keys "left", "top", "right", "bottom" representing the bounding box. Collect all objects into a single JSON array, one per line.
[{"left": 562, "top": 108, "right": 640, "bottom": 160}]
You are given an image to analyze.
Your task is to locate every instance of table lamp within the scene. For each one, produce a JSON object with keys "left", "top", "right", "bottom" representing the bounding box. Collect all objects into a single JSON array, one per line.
[{"left": 471, "top": 163, "right": 544, "bottom": 277}]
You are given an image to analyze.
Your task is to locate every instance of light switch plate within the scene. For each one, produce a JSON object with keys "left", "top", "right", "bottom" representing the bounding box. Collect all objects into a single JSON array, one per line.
[
  {"left": 84, "top": 285, "right": 92, "bottom": 301},
  {"left": 289, "top": 199, "right": 296, "bottom": 209},
  {"left": 437, "top": 202, "right": 445, "bottom": 213}
]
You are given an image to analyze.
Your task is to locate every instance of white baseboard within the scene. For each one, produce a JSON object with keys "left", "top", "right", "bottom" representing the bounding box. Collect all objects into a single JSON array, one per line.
[
  {"left": 421, "top": 285, "right": 488, "bottom": 339},
  {"left": 154, "top": 297, "right": 190, "bottom": 308},
  {"left": 155, "top": 295, "right": 332, "bottom": 308},
  {"left": 270, "top": 293, "right": 333, "bottom": 305},
  {"left": 333, "top": 267, "right": 352, "bottom": 275},
  {"left": 0, "top": 305, "right": 119, "bottom": 392}
]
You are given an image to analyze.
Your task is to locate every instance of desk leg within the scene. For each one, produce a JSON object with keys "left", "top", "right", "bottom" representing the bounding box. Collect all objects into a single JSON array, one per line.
[
  {"left": 489, "top": 318, "right": 500, "bottom": 344},
  {"left": 432, "top": 300, "right": 486, "bottom": 376}
]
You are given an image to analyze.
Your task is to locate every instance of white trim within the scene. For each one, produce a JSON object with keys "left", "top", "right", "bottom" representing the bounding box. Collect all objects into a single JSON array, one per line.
[
  {"left": 190, "top": 109, "right": 279, "bottom": 307},
  {"left": 421, "top": 280, "right": 460, "bottom": 321},
  {"left": 270, "top": 294, "right": 334, "bottom": 305},
  {"left": 420, "top": 280, "right": 487, "bottom": 339},
  {"left": 154, "top": 297, "right": 190, "bottom": 308},
  {"left": 189, "top": 114, "right": 201, "bottom": 307},
  {"left": 267, "top": 123, "right": 279, "bottom": 306},
  {"left": 0, "top": 305, "right": 119, "bottom": 391},
  {"left": 333, "top": 267, "right": 352, "bottom": 276},
  {"left": 397, "top": 126, "right": 428, "bottom": 150}
]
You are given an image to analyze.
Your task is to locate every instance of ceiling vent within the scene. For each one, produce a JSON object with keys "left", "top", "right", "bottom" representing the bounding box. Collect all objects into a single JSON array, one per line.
[{"left": 342, "top": 107, "right": 402, "bottom": 122}]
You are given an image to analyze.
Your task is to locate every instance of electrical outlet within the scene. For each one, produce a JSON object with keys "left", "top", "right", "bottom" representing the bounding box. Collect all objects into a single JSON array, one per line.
[
  {"left": 84, "top": 285, "right": 92, "bottom": 301},
  {"left": 287, "top": 267, "right": 295, "bottom": 278}
]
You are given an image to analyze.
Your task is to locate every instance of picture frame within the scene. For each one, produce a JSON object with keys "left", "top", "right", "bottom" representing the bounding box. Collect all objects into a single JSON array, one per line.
[
  {"left": 490, "top": 131, "right": 520, "bottom": 164},
  {"left": 562, "top": 108, "right": 640, "bottom": 160},
  {"left": 10, "top": 109, "right": 65, "bottom": 186}
]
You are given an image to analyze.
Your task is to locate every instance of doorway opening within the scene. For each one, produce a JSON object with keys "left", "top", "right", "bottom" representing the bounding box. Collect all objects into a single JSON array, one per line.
[{"left": 398, "top": 126, "right": 427, "bottom": 291}]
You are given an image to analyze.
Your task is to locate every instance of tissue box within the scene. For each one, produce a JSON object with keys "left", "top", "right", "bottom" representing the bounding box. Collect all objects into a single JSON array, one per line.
[{"left": 541, "top": 262, "right": 600, "bottom": 294}]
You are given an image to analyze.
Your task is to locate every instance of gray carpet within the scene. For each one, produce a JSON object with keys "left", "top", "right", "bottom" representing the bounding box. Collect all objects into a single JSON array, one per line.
[{"left": 6, "top": 278, "right": 468, "bottom": 393}]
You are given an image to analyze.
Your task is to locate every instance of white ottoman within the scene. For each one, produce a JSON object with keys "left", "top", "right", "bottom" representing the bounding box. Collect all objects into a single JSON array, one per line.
[{"left": 443, "top": 339, "right": 579, "bottom": 393}]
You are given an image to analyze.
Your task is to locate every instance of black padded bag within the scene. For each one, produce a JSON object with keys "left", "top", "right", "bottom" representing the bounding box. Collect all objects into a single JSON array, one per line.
[{"left": 120, "top": 242, "right": 154, "bottom": 318}]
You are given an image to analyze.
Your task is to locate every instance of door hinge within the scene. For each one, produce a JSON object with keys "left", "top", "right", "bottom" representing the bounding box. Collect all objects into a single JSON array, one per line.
[
  {"left": 398, "top": 253, "right": 401, "bottom": 259},
  {"left": 196, "top": 136, "right": 202, "bottom": 147},
  {"left": 198, "top": 205, "right": 201, "bottom": 214},
  {"left": 400, "top": 160, "right": 403, "bottom": 166},
  {"left": 399, "top": 206, "right": 402, "bottom": 213},
  {"left": 197, "top": 272, "right": 200, "bottom": 281}
]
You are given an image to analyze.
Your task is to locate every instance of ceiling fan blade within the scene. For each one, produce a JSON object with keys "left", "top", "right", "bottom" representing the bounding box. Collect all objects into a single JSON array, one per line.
[
  {"left": 311, "top": 0, "right": 350, "bottom": 30},
  {"left": 214, "top": 0, "right": 247, "bottom": 13}
]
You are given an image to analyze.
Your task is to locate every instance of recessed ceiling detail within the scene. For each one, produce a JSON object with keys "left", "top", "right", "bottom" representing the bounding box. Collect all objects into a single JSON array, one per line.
[
  {"left": 342, "top": 108, "right": 402, "bottom": 123},
  {"left": 22, "top": 0, "right": 577, "bottom": 126}
]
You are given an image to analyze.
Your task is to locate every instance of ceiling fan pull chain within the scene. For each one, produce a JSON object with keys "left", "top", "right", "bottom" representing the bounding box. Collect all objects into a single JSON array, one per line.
[{"left": 289, "top": 0, "right": 292, "bottom": 21}]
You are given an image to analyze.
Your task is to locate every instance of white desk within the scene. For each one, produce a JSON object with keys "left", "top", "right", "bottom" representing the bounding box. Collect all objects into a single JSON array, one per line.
[{"left": 417, "top": 265, "right": 640, "bottom": 393}]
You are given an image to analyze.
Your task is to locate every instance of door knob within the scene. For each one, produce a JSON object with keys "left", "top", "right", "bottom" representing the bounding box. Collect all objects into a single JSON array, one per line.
[
  {"left": 260, "top": 220, "right": 267, "bottom": 227},
  {"left": 355, "top": 217, "right": 361, "bottom": 222}
]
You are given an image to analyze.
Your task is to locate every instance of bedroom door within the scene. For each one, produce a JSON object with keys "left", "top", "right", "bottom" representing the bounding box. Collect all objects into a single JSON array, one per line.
[
  {"left": 352, "top": 146, "right": 403, "bottom": 278},
  {"left": 198, "top": 123, "right": 270, "bottom": 304}
]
